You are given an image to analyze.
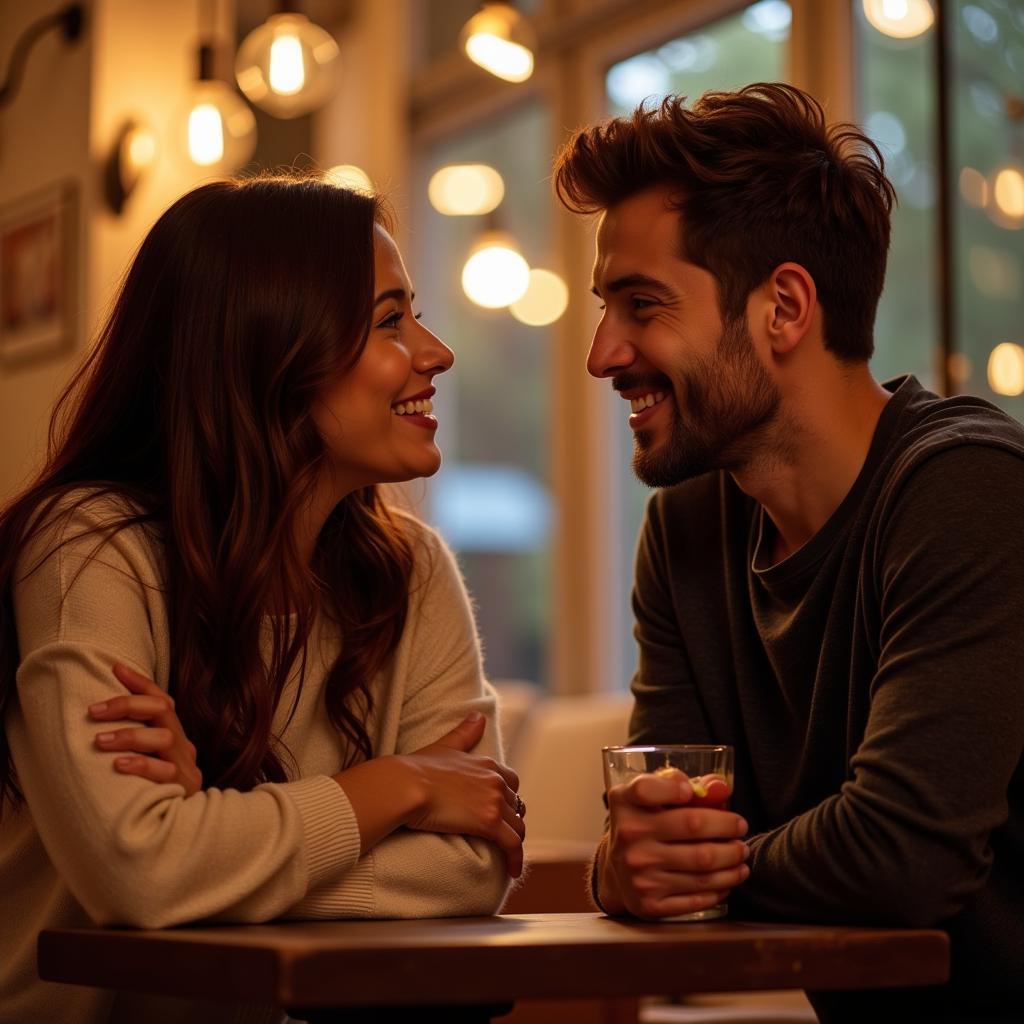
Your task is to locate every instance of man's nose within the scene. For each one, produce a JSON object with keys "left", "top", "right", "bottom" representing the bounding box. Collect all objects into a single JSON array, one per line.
[{"left": 587, "top": 317, "right": 635, "bottom": 379}]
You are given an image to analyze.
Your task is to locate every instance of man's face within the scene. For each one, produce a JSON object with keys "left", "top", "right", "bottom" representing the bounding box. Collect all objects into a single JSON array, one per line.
[{"left": 589, "top": 186, "right": 780, "bottom": 487}]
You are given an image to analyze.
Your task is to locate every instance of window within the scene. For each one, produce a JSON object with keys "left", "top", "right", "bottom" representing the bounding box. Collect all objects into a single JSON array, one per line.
[
  {"left": 856, "top": 1, "right": 940, "bottom": 389},
  {"left": 412, "top": 102, "right": 554, "bottom": 687}
]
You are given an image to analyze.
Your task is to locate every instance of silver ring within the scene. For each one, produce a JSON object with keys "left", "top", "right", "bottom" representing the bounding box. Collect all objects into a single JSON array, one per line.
[{"left": 514, "top": 793, "right": 526, "bottom": 818}]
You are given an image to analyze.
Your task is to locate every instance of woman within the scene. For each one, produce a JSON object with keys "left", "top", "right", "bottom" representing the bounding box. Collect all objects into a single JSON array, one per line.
[{"left": 0, "top": 174, "right": 524, "bottom": 1023}]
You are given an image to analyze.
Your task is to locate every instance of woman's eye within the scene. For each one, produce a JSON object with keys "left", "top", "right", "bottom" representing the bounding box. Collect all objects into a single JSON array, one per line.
[{"left": 377, "top": 310, "right": 403, "bottom": 329}]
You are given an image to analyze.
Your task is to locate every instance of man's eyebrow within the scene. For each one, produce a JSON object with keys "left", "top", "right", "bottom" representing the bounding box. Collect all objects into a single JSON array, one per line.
[
  {"left": 373, "top": 288, "right": 414, "bottom": 307},
  {"left": 590, "top": 274, "right": 675, "bottom": 298}
]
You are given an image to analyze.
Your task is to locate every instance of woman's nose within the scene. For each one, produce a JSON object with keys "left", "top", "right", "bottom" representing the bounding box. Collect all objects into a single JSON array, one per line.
[{"left": 412, "top": 321, "right": 455, "bottom": 376}]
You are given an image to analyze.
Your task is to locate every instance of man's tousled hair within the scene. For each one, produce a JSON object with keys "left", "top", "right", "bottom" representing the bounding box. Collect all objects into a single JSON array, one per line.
[{"left": 554, "top": 83, "right": 897, "bottom": 360}]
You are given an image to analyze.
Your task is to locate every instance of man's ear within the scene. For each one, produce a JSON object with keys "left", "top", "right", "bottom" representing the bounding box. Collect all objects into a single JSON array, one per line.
[{"left": 765, "top": 262, "right": 816, "bottom": 355}]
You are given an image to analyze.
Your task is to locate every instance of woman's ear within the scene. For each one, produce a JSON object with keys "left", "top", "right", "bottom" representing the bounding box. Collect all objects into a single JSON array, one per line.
[{"left": 765, "top": 262, "right": 816, "bottom": 356}]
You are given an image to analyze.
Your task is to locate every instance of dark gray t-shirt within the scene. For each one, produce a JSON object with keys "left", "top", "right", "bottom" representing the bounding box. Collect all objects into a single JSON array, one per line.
[{"left": 628, "top": 376, "right": 1024, "bottom": 1019}]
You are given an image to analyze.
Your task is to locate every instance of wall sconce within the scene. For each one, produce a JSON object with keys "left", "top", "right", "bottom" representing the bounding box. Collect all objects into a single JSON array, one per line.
[
  {"left": 103, "top": 120, "right": 157, "bottom": 214},
  {"left": 235, "top": 2, "right": 340, "bottom": 119},
  {"left": 460, "top": 3, "right": 536, "bottom": 84},
  {"left": 0, "top": 4, "right": 84, "bottom": 110}
]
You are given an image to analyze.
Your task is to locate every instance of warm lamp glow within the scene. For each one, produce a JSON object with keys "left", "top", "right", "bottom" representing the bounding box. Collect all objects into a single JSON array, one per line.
[
  {"left": 188, "top": 103, "right": 224, "bottom": 166},
  {"left": 959, "top": 166, "right": 988, "bottom": 208},
  {"left": 510, "top": 269, "right": 569, "bottom": 325},
  {"left": 988, "top": 343, "right": 1024, "bottom": 396},
  {"left": 325, "top": 164, "right": 373, "bottom": 191},
  {"left": 183, "top": 81, "right": 256, "bottom": 171},
  {"left": 462, "top": 233, "right": 530, "bottom": 308},
  {"left": 991, "top": 165, "right": 1024, "bottom": 226},
  {"left": 428, "top": 164, "right": 505, "bottom": 216},
  {"left": 269, "top": 33, "right": 305, "bottom": 95},
  {"left": 460, "top": 3, "right": 536, "bottom": 83},
  {"left": 236, "top": 12, "right": 340, "bottom": 118},
  {"left": 862, "top": 0, "right": 934, "bottom": 39},
  {"left": 126, "top": 127, "right": 157, "bottom": 169}
]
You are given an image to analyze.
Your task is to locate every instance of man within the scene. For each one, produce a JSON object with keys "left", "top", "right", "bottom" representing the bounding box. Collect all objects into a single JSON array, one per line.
[{"left": 554, "top": 83, "right": 1023, "bottom": 1021}]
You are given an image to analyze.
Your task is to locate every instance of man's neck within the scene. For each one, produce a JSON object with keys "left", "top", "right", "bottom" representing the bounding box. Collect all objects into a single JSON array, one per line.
[{"left": 731, "top": 365, "right": 892, "bottom": 565}]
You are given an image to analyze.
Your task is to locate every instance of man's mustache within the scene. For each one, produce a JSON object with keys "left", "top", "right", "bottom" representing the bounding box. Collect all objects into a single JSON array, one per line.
[{"left": 612, "top": 373, "right": 674, "bottom": 394}]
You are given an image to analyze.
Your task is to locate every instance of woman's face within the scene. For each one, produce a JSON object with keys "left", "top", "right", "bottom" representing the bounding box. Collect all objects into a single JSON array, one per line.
[{"left": 313, "top": 225, "right": 454, "bottom": 492}]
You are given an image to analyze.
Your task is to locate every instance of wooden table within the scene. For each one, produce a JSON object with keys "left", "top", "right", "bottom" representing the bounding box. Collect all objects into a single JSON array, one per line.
[{"left": 38, "top": 912, "right": 949, "bottom": 1019}]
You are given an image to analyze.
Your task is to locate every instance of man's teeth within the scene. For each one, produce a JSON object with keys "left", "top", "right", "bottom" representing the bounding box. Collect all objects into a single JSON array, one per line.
[
  {"left": 629, "top": 391, "right": 667, "bottom": 413},
  {"left": 393, "top": 398, "right": 434, "bottom": 416}
]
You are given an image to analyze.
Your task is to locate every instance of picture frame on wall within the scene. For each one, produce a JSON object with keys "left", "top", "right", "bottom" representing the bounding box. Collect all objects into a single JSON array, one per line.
[{"left": 0, "top": 181, "right": 78, "bottom": 369}]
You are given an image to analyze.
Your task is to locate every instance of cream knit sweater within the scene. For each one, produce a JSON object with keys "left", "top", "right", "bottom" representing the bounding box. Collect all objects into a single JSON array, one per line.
[{"left": 1, "top": 494, "right": 507, "bottom": 1023}]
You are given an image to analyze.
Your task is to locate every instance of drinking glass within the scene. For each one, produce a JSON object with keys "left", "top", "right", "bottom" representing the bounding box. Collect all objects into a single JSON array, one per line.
[{"left": 602, "top": 744, "right": 735, "bottom": 921}]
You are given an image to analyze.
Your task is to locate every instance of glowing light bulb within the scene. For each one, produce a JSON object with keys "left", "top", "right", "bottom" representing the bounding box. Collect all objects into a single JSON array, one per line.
[
  {"left": 462, "top": 234, "right": 530, "bottom": 308},
  {"left": 126, "top": 127, "right": 157, "bottom": 169},
  {"left": 325, "top": 164, "right": 373, "bottom": 191},
  {"left": 188, "top": 103, "right": 224, "bottom": 166},
  {"left": 987, "top": 342, "right": 1024, "bottom": 396},
  {"left": 460, "top": 3, "right": 536, "bottom": 83},
  {"left": 862, "top": 0, "right": 934, "bottom": 38},
  {"left": 958, "top": 166, "right": 988, "bottom": 208},
  {"left": 510, "top": 269, "right": 569, "bottom": 326},
  {"left": 992, "top": 166, "right": 1024, "bottom": 223},
  {"left": 181, "top": 79, "right": 256, "bottom": 172},
  {"left": 236, "top": 13, "right": 339, "bottom": 118},
  {"left": 269, "top": 33, "right": 305, "bottom": 95},
  {"left": 428, "top": 164, "right": 505, "bottom": 216}
]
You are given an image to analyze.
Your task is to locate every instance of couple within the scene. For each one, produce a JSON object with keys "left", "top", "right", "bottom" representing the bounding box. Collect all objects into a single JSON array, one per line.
[{"left": 0, "top": 84, "right": 1021, "bottom": 1024}]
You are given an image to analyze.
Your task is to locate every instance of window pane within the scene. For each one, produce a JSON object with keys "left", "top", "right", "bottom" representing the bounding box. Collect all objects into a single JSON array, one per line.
[
  {"left": 411, "top": 103, "right": 554, "bottom": 687},
  {"left": 604, "top": 2, "right": 791, "bottom": 690},
  {"left": 949, "top": 0, "right": 1024, "bottom": 418},
  {"left": 856, "top": 1, "right": 941, "bottom": 389}
]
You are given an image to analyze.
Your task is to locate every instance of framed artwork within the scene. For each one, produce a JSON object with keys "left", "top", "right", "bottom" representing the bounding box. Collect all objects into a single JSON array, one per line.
[{"left": 0, "top": 181, "right": 78, "bottom": 368}]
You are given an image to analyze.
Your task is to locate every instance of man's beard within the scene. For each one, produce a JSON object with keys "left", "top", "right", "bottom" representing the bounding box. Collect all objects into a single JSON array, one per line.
[{"left": 632, "top": 317, "right": 781, "bottom": 488}]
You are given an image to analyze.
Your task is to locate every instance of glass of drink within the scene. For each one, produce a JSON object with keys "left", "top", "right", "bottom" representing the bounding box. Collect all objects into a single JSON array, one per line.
[{"left": 602, "top": 744, "right": 735, "bottom": 921}]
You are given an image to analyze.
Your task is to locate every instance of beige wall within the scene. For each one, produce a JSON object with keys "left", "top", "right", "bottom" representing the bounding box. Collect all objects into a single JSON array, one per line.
[
  {"left": 313, "top": 0, "right": 413, "bottom": 248},
  {"left": 0, "top": 1, "right": 94, "bottom": 499},
  {"left": 0, "top": 0, "right": 234, "bottom": 502}
]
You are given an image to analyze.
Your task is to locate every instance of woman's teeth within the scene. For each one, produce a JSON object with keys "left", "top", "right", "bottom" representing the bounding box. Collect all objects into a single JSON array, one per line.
[
  {"left": 393, "top": 398, "right": 434, "bottom": 416},
  {"left": 630, "top": 391, "right": 667, "bottom": 413}
]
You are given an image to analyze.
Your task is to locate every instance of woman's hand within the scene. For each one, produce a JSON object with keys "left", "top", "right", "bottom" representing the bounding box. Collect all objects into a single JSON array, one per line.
[
  {"left": 89, "top": 664, "right": 203, "bottom": 797},
  {"left": 334, "top": 713, "right": 526, "bottom": 877},
  {"left": 401, "top": 714, "right": 526, "bottom": 877}
]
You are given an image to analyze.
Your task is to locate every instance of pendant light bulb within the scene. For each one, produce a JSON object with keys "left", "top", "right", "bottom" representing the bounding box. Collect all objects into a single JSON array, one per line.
[
  {"left": 236, "top": 11, "right": 340, "bottom": 118},
  {"left": 181, "top": 45, "right": 256, "bottom": 173},
  {"left": 460, "top": 3, "right": 536, "bottom": 83}
]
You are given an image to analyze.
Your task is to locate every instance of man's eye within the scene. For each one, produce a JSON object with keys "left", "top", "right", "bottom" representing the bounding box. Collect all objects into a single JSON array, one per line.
[{"left": 631, "top": 296, "right": 656, "bottom": 311}]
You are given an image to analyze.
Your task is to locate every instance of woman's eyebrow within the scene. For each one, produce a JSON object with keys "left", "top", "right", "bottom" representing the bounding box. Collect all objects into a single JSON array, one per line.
[{"left": 373, "top": 288, "right": 415, "bottom": 307}]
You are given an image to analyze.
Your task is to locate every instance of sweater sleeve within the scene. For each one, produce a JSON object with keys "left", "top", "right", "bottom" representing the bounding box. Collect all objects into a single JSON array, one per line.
[
  {"left": 287, "top": 526, "right": 509, "bottom": 919},
  {"left": 732, "top": 446, "right": 1024, "bottom": 927},
  {"left": 9, "top": 500, "right": 361, "bottom": 929}
]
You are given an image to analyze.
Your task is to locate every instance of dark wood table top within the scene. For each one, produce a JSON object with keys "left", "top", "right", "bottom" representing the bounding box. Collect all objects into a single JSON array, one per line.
[{"left": 38, "top": 912, "right": 950, "bottom": 1009}]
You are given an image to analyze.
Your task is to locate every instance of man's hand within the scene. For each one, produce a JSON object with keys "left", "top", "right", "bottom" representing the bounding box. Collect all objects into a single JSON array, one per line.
[{"left": 598, "top": 768, "right": 750, "bottom": 918}]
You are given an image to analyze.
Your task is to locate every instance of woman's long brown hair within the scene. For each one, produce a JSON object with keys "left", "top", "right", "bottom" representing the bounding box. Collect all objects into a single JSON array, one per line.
[{"left": 0, "top": 174, "right": 415, "bottom": 810}]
